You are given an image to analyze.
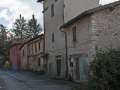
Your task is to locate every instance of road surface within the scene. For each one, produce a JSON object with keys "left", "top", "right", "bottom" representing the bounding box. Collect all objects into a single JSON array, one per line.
[{"left": 0, "top": 70, "right": 76, "bottom": 90}]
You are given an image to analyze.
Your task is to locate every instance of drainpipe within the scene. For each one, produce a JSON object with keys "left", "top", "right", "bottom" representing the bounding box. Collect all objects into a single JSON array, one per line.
[
  {"left": 65, "top": 31, "right": 69, "bottom": 79},
  {"left": 61, "top": 0, "right": 69, "bottom": 79},
  {"left": 60, "top": 29, "right": 69, "bottom": 79}
]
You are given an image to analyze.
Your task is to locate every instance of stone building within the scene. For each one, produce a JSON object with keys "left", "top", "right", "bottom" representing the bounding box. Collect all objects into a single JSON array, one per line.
[
  {"left": 60, "top": 1, "right": 120, "bottom": 82},
  {"left": 64, "top": 0, "right": 99, "bottom": 23},
  {"left": 20, "top": 42, "right": 28, "bottom": 70},
  {"left": 38, "top": 0, "right": 66, "bottom": 78},
  {"left": 20, "top": 34, "right": 44, "bottom": 72},
  {"left": 37, "top": 0, "right": 99, "bottom": 79}
]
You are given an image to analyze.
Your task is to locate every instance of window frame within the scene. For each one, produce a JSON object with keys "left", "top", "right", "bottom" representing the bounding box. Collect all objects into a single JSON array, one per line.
[
  {"left": 52, "top": 32, "right": 55, "bottom": 42},
  {"left": 51, "top": 4, "right": 55, "bottom": 17},
  {"left": 72, "top": 25, "right": 77, "bottom": 42}
]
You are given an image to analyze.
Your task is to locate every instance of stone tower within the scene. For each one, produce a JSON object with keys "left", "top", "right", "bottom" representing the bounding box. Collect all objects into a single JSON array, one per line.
[{"left": 64, "top": 0, "right": 100, "bottom": 23}]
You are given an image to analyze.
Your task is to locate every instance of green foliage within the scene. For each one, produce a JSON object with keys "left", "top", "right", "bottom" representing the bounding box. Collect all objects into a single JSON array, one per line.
[
  {"left": 89, "top": 49, "right": 120, "bottom": 90},
  {"left": 0, "top": 24, "right": 10, "bottom": 65},
  {"left": 12, "top": 14, "right": 29, "bottom": 39},
  {"left": 0, "top": 25, "right": 7, "bottom": 45},
  {"left": 28, "top": 14, "right": 42, "bottom": 38},
  {"left": 12, "top": 14, "right": 42, "bottom": 39},
  {"left": 4, "top": 61, "right": 11, "bottom": 70}
]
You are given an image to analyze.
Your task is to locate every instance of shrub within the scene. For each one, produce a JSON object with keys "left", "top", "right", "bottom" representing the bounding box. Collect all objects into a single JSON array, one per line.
[
  {"left": 4, "top": 61, "right": 11, "bottom": 70},
  {"left": 89, "top": 49, "right": 120, "bottom": 90}
]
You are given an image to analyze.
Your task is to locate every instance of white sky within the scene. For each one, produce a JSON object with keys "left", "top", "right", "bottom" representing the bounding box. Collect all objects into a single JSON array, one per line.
[
  {"left": 0, "top": 0, "right": 119, "bottom": 29},
  {"left": 0, "top": 0, "right": 43, "bottom": 29},
  {"left": 100, "top": 0, "right": 119, "bottom": 4}
]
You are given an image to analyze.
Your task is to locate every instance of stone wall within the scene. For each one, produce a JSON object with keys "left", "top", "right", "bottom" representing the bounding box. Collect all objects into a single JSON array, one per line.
[
  {"left": 64, "top": 0, "right": 99, "bottom": 23},
  {"left": 91, "top": 5, "right": 120, "bottom": 50},
  {"left": 20, "top": 44, "right": 28, "bottom": 70},
  {"left": 64, "top": 16, "right": 92, "bottom": 82}
]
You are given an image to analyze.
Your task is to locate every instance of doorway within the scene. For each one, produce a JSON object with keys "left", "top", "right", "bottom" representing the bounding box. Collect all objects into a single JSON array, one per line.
[
  {"left": 70, "top": 55, "right": 88, "bottom": 82},
  {"left": 56, "top": 60, "right": 61, "bottom": 76},
  {"left": 79, "top": 56, "right": 88, "bottom": 81},
  {"left": 56, "top": 55, "right": 62, "bottom": 76}
]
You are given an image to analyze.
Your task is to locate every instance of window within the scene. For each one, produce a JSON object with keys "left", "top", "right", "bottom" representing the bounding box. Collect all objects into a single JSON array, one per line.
[
  {"left": 52, "top": 32, "right": 55, "bottom": 42},
  {"left": 35, "top": 43, "right": 37, "bottom": 53},
  {"left": 38, "top": 58, "right": 41, "bottom": 66},
  {"left": 70, "top": 62, "right": 73, "bottom": 67},
  {"left": 29, "top": 45, "right": 32, "bottom": 55},
  {"left": 55, "top": 0, "right": 58, "bottom": 2},
  {"left": 31, "top": 44, "right": 34, "bottom": 54},
  {"left": 30, "top": 45, "right": 33, "bottom": 55},
  {"left": 51, "top": 4, "right": 54, "bottom": 17},
  {"left": 72, "top": 26, "right": 77, "bottom": 42},
  {"left": 23, "top": 50, "right": 24, "bottom": 56},
  {"left": 39, "top": 42, "right": 41, "bottom": 51},
  {"left": 28, "top": 45, "right": 31, "bottom": 55},
  {"left": 56, "top": 55, "right": 62, "bottom": 76}
]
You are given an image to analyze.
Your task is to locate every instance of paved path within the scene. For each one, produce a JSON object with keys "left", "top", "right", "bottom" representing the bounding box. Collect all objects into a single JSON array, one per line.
[
  {"left": 0, "top": 77, "right": 6, "bottom": 90},
  {"left": 0, "top": 70, "right": 76, "bottom": 90}
]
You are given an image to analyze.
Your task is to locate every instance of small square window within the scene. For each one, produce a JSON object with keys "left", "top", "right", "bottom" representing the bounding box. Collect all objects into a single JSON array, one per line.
[
  {"left": 23, "top": 50, "right": 24, "bottom": 56},
  {"left": 52, "top": 32, "right": 55, "bottom": 42},
  {"left": 51, "top": 4, "right": 54, "bottom": 17},
  {"left": 35, "top": 43, "right": 37, "bottom": 53},
  {"left": 39, "top": 42, "right": 41, "bottom": 50},
  {"left": 55, "top": 0, "right": 58, "bottom": 2},
  {"left": 38, "top": 58, "right": 41, "bottom": 66}
]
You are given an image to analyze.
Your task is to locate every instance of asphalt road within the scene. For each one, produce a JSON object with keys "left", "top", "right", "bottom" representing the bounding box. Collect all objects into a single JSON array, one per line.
[
  {"left": 0, "top": 70, "right": 76, "bottom": 90},
  {"left": 0, "top": 77, "right": 6, "bottom": 90}
]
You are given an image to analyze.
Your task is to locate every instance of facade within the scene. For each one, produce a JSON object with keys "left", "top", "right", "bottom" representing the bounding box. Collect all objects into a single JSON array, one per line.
[
  {"left": 20, "top": 34, "right": 44, "bottom": 73},
  {"left": 38, "top": 0, "right": 99, "bottom": 79},
  {"left": 9, "top": 40, "right": 22, "bottom": 71},
  {"left": 64, "top": 0, "right": 99, "bottom": 23},
  {"left": 20, "top": 43, "right": 28, "bottom": 70},
  {"left": 62, "top": 16, "right": 91, "bottom": 82},
  {"left": 61, "top": 1, "right": 120, "bottom": 82},
  {"left": 41, "top": 0, "right": 66, "bottom": 78}
]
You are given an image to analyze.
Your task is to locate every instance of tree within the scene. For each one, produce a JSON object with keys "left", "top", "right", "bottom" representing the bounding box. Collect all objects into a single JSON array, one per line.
[
  {"left": 0, "top": 24, "right": 7, "bottom": 48},
  {"left": 89, "top": 49, "right": 120, "bottom": 90},
  {"left": 12, "top": 14, "right": 28, "bottom": 39},
  {"left": 28, "top": 14, "right": 42, "bottom": 38},
  {"left": 0, "top": 24, "right": 9, "bottom": 65}
]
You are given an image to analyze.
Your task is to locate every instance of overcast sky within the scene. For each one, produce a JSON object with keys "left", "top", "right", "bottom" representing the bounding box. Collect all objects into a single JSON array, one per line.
[{"left": 0, "top": 0, "right": 119, "bottom": 29}]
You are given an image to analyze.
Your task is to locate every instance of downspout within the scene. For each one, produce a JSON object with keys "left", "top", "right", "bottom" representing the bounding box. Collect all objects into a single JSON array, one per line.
[
  {"left": 62, "top": 0, "right": 69, "bottom": 79},
  {"left": 65, "top": 31, "right": 69, "bottom": 79},
  {"left": 60, "top": 29, "right": 69, "bottom": 79}
]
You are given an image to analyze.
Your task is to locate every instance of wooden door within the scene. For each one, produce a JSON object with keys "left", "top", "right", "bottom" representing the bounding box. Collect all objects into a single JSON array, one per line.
[{"left": 56, "top": 59, "right": 61, "bottom": 76}]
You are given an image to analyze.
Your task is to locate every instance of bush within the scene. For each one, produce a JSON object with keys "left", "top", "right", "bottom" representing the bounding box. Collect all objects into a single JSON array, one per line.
[
  {"left": 4, "top": 61, "right": 11, "bottom": 70},
  {"left": 89, "top": 49, "right": 120, "bottom": 90}
]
